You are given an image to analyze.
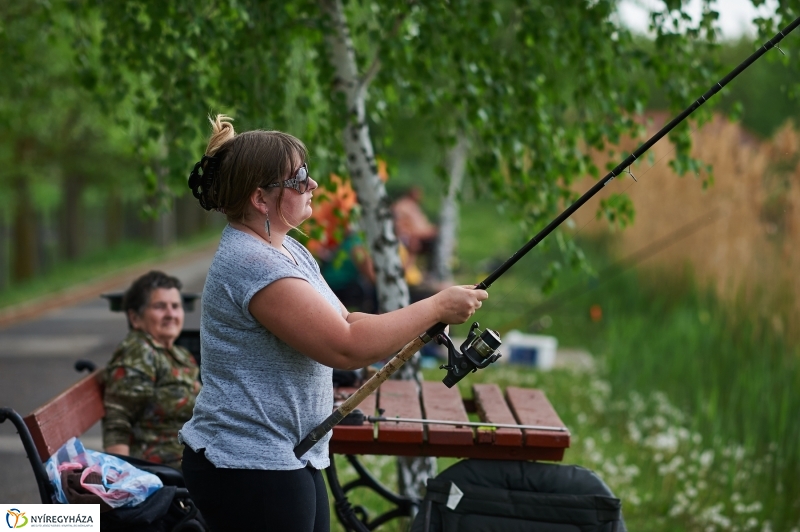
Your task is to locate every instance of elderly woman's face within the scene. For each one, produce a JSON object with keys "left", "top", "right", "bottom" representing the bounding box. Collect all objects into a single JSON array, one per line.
[{"left": 129, "top": 288, "right": 184, "bottom": 348}]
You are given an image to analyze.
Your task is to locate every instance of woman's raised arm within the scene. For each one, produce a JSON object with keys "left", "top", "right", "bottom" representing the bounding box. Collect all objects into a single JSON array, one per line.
[{"left": 249, "top": 279, "right": 487, "bottom": 370}]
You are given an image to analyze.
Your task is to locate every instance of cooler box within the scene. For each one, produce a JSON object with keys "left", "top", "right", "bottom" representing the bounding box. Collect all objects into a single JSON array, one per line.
[{"left": 502, "top": 330, "right": 558, "bottom": 370}]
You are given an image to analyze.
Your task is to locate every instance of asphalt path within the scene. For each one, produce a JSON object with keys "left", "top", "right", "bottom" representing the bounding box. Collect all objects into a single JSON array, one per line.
[{"left": 0, "top": 245, "right": 216, "bottom": 503}]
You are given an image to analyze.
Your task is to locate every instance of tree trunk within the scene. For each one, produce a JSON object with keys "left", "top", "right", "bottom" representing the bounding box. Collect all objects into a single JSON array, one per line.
[
  {"left": 60, "top": 173, "right": 84, "bottom": 260},
  {"left": 0, "top": 213, "right": 8, "bottom": 291},
  {"left": 432, "top": 133, "right": 468, "bottom": 282},
  {"left": 106, "top": 187, "right": 124, "bottom": 249},
  {"left": 155, "top": 202, "right": 177, "bottom": 249},
  {"left": 320, "top": 0, "right": 407, "bottom": 312},
  {"left": 11, "top": 173, "right": 37, "bottom": 283},
  {"left": 319, "top": 0, "right": 434, "bottom": 505},
  {"left": 153, "top": 163, "right": 177, "bottom": 249}
]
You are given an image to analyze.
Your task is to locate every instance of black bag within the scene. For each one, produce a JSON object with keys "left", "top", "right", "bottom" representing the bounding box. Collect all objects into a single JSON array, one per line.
[
  {"left": 101, "top": 486, "right": 206, "bottom": 532},
  {"left": 411, "top": 460, "right": 627, "bottom": 532}
]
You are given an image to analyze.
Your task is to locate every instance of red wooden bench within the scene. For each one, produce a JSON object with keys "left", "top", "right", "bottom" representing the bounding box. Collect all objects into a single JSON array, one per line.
[
  {"left": 23, "top": 369, "right": 107, "bottom": 464},
  {"left": 331, "top": 380, "right": 570, "bottom": 460},
  {"left": 0, "top": 364, "right": 192, "bottom": 520}
]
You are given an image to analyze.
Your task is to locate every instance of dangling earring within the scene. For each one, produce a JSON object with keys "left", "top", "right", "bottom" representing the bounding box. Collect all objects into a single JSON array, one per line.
[{"left": 264, "top": 210, "right": 272, "bottom": 244}]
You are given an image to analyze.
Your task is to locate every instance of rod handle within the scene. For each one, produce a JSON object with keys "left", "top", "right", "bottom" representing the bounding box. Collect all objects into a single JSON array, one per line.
[{"left": 294, "top": 335, "right": 428, "bottom": 459}]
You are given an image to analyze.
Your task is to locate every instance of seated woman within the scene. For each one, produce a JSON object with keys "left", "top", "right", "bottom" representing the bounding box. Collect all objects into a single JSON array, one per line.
[{"left": 103, "top": 270, "right": 201, "bottom": 470}]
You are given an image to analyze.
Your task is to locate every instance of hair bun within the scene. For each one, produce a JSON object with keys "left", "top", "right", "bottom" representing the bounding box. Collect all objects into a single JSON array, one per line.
[{"left": 206, "top": 114, "right": 235, "bottom": 156}]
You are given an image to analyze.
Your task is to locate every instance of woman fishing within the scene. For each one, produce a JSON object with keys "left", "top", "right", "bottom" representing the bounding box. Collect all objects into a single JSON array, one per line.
[{"left": 179, "top": 115, "right": 487, "bottom": 531}]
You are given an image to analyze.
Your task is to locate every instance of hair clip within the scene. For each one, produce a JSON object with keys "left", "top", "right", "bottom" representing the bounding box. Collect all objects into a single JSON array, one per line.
[{"left": 188, "top": 155, "right": 221, "bottom": 211}]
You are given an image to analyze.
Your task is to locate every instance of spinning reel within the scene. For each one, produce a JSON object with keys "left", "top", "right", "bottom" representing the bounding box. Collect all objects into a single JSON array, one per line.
[{"left": 436, "top": 322, "right": 502, "bottom": 388}]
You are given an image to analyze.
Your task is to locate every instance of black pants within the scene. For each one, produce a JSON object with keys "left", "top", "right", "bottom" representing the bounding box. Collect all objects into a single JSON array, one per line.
[{"left": 182, "top": 446, "right": 330, "bottom": 532}]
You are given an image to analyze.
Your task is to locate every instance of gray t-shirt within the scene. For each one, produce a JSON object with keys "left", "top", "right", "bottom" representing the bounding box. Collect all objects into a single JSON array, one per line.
[{"left": 179, "top": 225, "right": 339, "bottom": 470}]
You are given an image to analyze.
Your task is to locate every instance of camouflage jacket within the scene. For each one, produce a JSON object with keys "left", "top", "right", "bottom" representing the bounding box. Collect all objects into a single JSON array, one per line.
[{"left": 102, "top": 330, "right": 201, "bottom": 469}]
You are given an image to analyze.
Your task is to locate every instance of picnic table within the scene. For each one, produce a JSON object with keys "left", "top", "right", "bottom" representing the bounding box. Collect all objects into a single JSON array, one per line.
[{"left": 327, "top": 379, "right": 570, "bottom": 531}]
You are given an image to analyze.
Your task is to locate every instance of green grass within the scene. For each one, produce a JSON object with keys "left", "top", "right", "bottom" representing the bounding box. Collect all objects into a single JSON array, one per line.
[
  {"left": 0, "top": 228, "right": 222, "bottom": 310},
  {"left": 331, "top": 200, "right": 800, "bottom": 531}
]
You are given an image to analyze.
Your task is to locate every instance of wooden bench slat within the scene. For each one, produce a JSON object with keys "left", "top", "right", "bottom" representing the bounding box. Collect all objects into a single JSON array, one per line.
[
  {"left": 472, "top": 383, "right": 522, "bottom": 446},
  {"left": 420, "top": 381, "right": 473, "bottom": 446},
  {"left": 505, "top": 387, "right": 570, "bottom": 449},
  {"left": 330, "top": 387, "right": 377, "bottom": 443},
  {"left": 328, "top": 440, "right": 567, "bottom": 461},
  {"left": 23, "top": 370, "right": 105, "bottom": 462},
  {"left": 376, "top": 380, "right": 423, "bottom": 443}
]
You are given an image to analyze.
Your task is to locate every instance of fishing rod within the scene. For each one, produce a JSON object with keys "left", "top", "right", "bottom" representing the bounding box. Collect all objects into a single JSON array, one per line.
[{"left": 294, "top": 15, "right": 800, "bottom": 459}]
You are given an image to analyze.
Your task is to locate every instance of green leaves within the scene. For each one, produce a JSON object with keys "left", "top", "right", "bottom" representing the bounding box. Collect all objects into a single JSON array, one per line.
[{"left": 597, "top": 192, "right": 636, "bottom": 230}]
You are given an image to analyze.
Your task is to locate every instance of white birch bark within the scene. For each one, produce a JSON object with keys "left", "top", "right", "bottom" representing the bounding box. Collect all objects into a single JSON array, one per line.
[
  {"left": 319, "top": 0, "right": 434, "bottom": 508},
  {"left": 432, "top": 133, "right": 469, "bottom": 282},
  {"left": 319, "top": 0, "right": 408, "bottom": 313}
]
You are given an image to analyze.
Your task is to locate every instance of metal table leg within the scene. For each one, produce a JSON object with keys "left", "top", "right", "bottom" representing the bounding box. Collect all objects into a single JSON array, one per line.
[{"left": 326, "top": 453, "right": 419, "bottom": 531}]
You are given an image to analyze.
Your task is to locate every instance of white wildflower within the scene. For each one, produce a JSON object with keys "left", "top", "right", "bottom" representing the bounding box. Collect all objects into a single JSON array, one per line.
[
  {"left": 602, "top": 462, "right": 619, "bottom": 477},
  {"left": 627, "top": 421, "right": 642, "bottom": 443},
  {"left": 701, "top": 502, "right": 731, "bottom": 528},
  {"left": 734, "top": 446, "right": 746, "bottom": 461},
  {"left": 646, "top": 431, "right": 679, "bottom": 453},
  {"left": 669, "top": 491, "right": 689, "bottom": 516},
  {"left": 623, "top": 464, "right": 640, "bottom": 480},
  {"left": 658, "top": 455, "right": 685, "bottom": 476},
  {"left": 699, "top": 450, "right": 714, "bottom": 468},
  {"left": 625, "top": 491, "right": 641, "bottom": 506},
  {"left": 734, "top": 502, "right": 763, "bottom": 514}
]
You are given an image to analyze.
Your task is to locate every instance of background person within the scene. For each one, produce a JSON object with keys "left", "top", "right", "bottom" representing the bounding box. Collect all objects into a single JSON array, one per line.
[
  {"left": 180, "top": 115, "right": 487, "bottom": 532},
  {"left": 102, "top": 270, "right": 201, "bottom": 470},
  {"left": 391, "top": 185, "right": 438, "bottom": 269}
]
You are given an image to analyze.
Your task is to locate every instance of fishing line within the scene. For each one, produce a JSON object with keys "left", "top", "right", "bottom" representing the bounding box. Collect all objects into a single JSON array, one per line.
[
  {"left": 473, "top": 122, "right": 697, "bottom": 324},
  {"left": 494, "top": 208, "right": 723, "bottom": 334}
]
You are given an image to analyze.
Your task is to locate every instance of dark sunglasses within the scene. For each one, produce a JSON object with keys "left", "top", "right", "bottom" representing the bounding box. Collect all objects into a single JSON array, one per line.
[{"left": 266, "top": 163, "right": 310, "bottom": 194}]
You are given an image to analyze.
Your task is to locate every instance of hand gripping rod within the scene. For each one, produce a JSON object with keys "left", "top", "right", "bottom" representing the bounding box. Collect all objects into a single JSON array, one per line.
[{"left": 294, "top": 15, "right": 800, "bottom": 459}]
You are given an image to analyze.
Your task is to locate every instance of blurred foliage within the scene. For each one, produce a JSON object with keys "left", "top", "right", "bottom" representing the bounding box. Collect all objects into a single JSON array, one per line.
[
  {"left": 73, "top": 0, "right": 764, "bottom": 226},
  {"left": 1, "top": 0, "right": 799, "bottom": 292}
]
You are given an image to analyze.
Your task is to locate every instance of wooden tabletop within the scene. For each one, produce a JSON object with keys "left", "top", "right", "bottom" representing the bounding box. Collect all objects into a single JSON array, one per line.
[{"left": 330, "top": 381, "right": 570, "bottom": 461}]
